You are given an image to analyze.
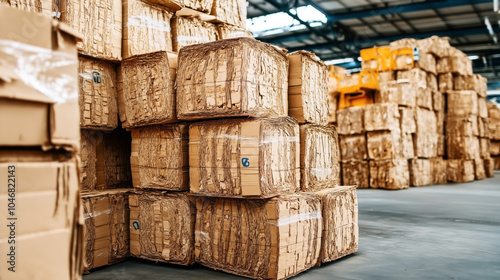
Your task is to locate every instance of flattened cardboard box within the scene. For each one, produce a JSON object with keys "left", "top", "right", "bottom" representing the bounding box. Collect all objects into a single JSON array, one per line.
[
  {"left": 172, "top": 15, "right": 218, "bottom": 52},
  {"left": 176, "top": 38, "right": 288, "bottom": 120},
  {"left": 288, "top": 51, "right": 329, "bottom": 125},
  {"left": 369, "top": 159, "right": 410, "bottom": 190},
  {"left": 315, "top": 186, "right": 358, "bottom": 264},
  {"left": 0, "top": 6, "right": 80, "bottom": 152},
  {"left": 131, "top": 124, "right": 189, "bottom": 191},
  {"left": 195, "top": 194, "right": 322, "bottom": 280},
  {"left": 78, "top": 56, "right": 118, "bottom": 130},
  {"left": 122, "top": 0, "right": 174, "bottom": 59},
  {"left": 130, "top": 191, "right": 195, "bottom": 265},
  {"left": 300, "top": 124, "right": 340, "bottom": 191},
  {"left": 339, "top": 134, "right": 367, "bottom": 162},
  {"left": 341, "top": 161, "right": 370, "bottom": 189},
  {"left": 336, "top": 107, "right": 364, "bottom": 135},
  {"left": 447, "top": 159, "right": 475, "bottom": 183},
  {"left": 82, "top": 189, "right": 130, "bottom": 272},
  {"left": 189, "top": 117, "right": 300, "bottom": 198},
  {"left": 0, "top": 151, "right": 83, "bottom": 280}
]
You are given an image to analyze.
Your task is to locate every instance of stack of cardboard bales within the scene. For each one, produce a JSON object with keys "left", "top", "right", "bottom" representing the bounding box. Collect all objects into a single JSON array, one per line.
[
  {"left": 0, "top": 6, "right": 83, "bottom": 279},
  {"left": 488, "top": 103, "right": 500, "bottom": 171}
]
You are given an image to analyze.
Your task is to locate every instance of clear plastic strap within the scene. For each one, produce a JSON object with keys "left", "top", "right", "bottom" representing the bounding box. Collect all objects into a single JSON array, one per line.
[
  {"left": 176, "top": 36, "right": 211, "bottom": 44},
  {"left": 127, "top": 16, "right": 171, "bottom": 32},
  {"left": 273, "top": 211, "right": 322, "bottom": 227},
  {"left": 83, "top": 209, "right": 112, "bottom": 219},
  {"left": 0, "top": 39, "right": 78, "bottom": 103}
]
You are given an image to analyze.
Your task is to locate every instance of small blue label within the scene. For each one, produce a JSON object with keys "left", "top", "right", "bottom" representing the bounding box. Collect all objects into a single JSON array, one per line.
[
  {"left": 133, "top": 221, "right": 140, "bottom": 230},
  {"left": 92, "top": 71, "right": 101, "bottom": 83},
  {"left": 242, "top": 158, "right": 250, "bottom": 167}
]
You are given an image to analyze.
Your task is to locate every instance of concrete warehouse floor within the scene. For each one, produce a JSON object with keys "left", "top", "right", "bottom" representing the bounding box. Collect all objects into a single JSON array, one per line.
[{"left": 84, "top": 172, "right": 500, "bottom": 280}]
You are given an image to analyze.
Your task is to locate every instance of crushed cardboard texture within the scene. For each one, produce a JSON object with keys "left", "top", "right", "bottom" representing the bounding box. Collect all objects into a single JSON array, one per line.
[
  {"left": 438, "top": 73, "right": 453, "bottom": 93},
  {"left": 445, "top": 116, "right": 479, "bottom": 137},
  {"left": 369, "top": 159, "right": 410, "bottom": 190},
  {"left": 195, "top": 194, "right": 322, "bottom": 280},
  {"left": 176, "top": 38, "right": 288, "bottom": 120},
  {"left": 413, "top": 132, "right": 438, "bottom": 159},
  {"left": 288, "top": 51, "right": 329, "bottom": 125},
  {"left": 80, "top": 130, "right": 98, "bottom": 191},
  {"left": 217, "top": 23, "right": 253, "bottom": 39},
  {"left": 397, "top": 68, "right": 427, "bottom": 89},
  {"left": 432, "top": 91, "right": 443, "bottom": 112},
  {"left": 364, "top": 103, "right": 400, "bottom": 132},
  {"left": 436, "top": 109, "right": 445, "bottom": 134},
  {"left": 484, "top": 158, "right": 495, "bottom": 177},
  {"left": 339, "top": 134, "right": 367, "bottom": 162},
  {"left": 480, "top": 138, "right": 491, "bottom": 159},
  {"left": 341, "top": 161, "right": 370, "bottom": 189},
  {"left": 366, "top": 129, "right": 402, "bottom": 160},
  {"left": 430, "top": 158, "right": 447, "bottom": 185},
  {"left": 446, "top": 90, "right": 478, "bottom": 117},
  {"left": 487, "top": 103, "right": 500, "bottom": 120},
  {"left": 189, "top": 117, "right": 300, "bottom": 198},
  {"left": 327, "top": 83, "right": 339, "bottom": 124},
  {"left": 490, "top": 141, "right": 500, "bottom": 156},
  {"left": 131, "top": 124, "right": 189, "bottom": 191},
  {"left": 494, "top": 156, "right": 500, "bottom": 170},
  {"left": 2, "top": 0, "right": 60, "bottom": 17},
  {"left": 446, "top": 159, "right": 475, "bottom": 183},
  {"left": 446, "top": 135, "right": 480, "bottom": 160},
  {"left": 336, "top": 107, "right": 364, "bottom": 135},
  {"left": 437, "top": 134, "right": 445, "bottom": 157},
  {"left": 409, "top": 159, "right": 433, "bottom": 187},
  {"left": 211, "top": 0, "right": 246, "bottom": 27},
  {"left": 130, "top": 191, "right": 195, "bottom": 265},
  {"left": 416, "top": 88, "right": 433, "bottom": 110},
  {"left": 401, "top": 132, "right": 415, "bottom": 159},
  {"left": 172, "top": 16, "right": 218, "bottom": 52},
  {"left": 436, "top": 56, "right": 473, "bottom": 76},
  {"left": 478, "top": 117, "right": 489, "bottom": 138},
  {"left": 300, "top": 124, "right": 341, "bottom": 192},
  {"left": 478, "top": 97, "right": 488, "bottom": 119},
  {"left": 315, "top": 186, "right": 358, "bottom": 264},
  {"left": 376, "top": 80, "right": 416, "bottom": 107},
  {"left": 474, "top": 159, "right": 487, "bottom": 180},
  {"left": 399, "top": 107, "right": 416, "bottom": 134}
]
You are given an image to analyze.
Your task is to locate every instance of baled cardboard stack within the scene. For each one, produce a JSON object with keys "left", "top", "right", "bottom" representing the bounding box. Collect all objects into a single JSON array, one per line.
[
  {"left": 488, "top": 103, "right": 500, "bottom": 172},
  {"left": 0, "top": 6, "right": 83, "bottom": 279},
  {"left": 327, "top": 65, "right": 346, "bottom": 124}
]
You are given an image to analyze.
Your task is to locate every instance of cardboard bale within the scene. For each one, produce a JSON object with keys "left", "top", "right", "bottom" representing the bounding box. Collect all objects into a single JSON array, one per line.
[
  {"left": 0, "top": 151, "right": 83, "bottom": 280},
  {"left": 366, "top": 129, "right": 402, "bottom": 160},
  {"left": 2, "top": 0, "right": 60, "bottom": 17},
  {"left": 438, "top": 73, "right": 453, "bottom": 93},
  {"left": 327, "top": 81, "right": 338, "bottom": 124},
  {"left": 397, "top": 68, "right": 427, "bottom": 89},
  {"left": 453, "top": 75, "right": 475, "bottom": 91},
  {"left": 437, "top": 56, "right": 472, "bottom": 75},
  {"left": 211, "top": 0, "right": 246, "bottom": 27},
  {"left": 341, "top": 161, "right": 370, "bottom": 189},
  {"left": 217, "top": 23, "right": 252, "bottom": 39},
  {"left": 409, "top": 159, "right": 432, "bottom": 186},
  {"left": 474, "top": 159, "right": 486, "bottom": 180},
  {"left": 176, "top": 38, "right": 288, "bottom": 120},
  {"left": 427, "top": 73, "right": 438, "bottom": 91},
  {"left": 446, "top": 136, "right": 480, "bottom": 160},
  {"left": 414, "top": 108, "right": 438, "bottom": 158},
  {"left": 369, "top": 159, "right": 410, "bottom": 190},
  {"left": 339, "top": 134, "right": 367, "bottom": 162},
  {"left": 484, "top": 158, "right": 495, "bottom": 177},
  {"left": 491, "top": 141, "right": 500, "bottom": 156},
  {"left": 131, "top": 124, "right": 189, "bottom": 191},
  {"left": 300, "top": 124, "right": 340, "bottom": 191},
  {"left": 402, "top": 132, "right": 415, "bottom": 159},
  {"left": 376, "top": 80, "right": 416, "bottom": 107},
  {"left": 78, "top": 56, "right": 118, "bottom": 130},
  {"left": 487, "top": 103, "right": 500, "bottom": 120},
  {"left": 364, "top": 103, "right": 400, "bottom": 132},
  {"left": 143, "top": 0, "right": 212, "bottom": 12},
  {"left": 489, "top": 122, "right": 500, "bottom": 140},
  {"left": 0, "top": 6, "right": 80, "bottom": 152},
  {"left": 288, "top": 51, "right": 329, "bottom": 125},
  {"left": 378, "top": 70, "right": 395, "bottom": 84},
  {"left": 437, "top": 134, "right": 445, "bottom": 157},
  {"left": 195, "top": 194, "right": 322, "bottom": 280},
  {"left": 478, "top": 97, "right": 488, "bottom": 119},
  {"left": 475, "top": 74, "right": 488, "bottom": 98},
  {"left": 81, "top": 130, "right": 98, "bottom": 191},
  {"left": 478, "top": 117, "right": 489, "bottom": 138},
  {"left": 416, "top": 88, "right": 433, "bottom": 110},
  {"left": 83, "top": 189, "right": 130, "bottom": 272},
  {"left": 122, "top": 0, "right": 174, "bottom": 59},
  {"left": 480, "top": 138, "right": 491, "bottom": 159},
  {"left": 171, "top": 16, "right": 218, "bottom": 52},
  {"left": 431, "top": 158, "right": 447, "bottom": 184},
  {"left": 399, "top": 107, "right": 416, "bottom": 134},
  {"left": 118, "top": 51, "right": 176, "bottom": 128},
  {"left": 436, "top": 109, "right": 445, "bottom": 134},
  {"left": 189, "top": 117, "right": 300, "bottom": 198},
  {"left": 447, "top": 91, "right": 478, "bottom": 117},
  {"left": 446, "top": 159, "right": 475, "bottom": 183},
  {"left": 130, "top": 191, "right": 195, "bottom": 265},
  {"left": 495, "top": 156, "right": 500, "bottom": 170},
  {"left": 336, "top": 107, "right": 364, "bottom": 135},
  {"left": 433, "top": 91, "right": 443, "bottom": 112},
  {"left": 63, "top": 0, "right": 122, "bottom": 61},
  {"left": 315, "top": 186, "right": 358, "bottom": 264},
  {"left": 445, "top": 115, "right": 478, "bottom": 137},
  {"left": 391, "top": 36, "right": 450, "bottom": 58}
]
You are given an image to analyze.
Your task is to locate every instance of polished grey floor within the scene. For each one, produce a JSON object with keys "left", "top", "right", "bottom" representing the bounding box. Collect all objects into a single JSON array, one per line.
[{"left": 84, "top": 172, "right": 500, "bottom": 280}]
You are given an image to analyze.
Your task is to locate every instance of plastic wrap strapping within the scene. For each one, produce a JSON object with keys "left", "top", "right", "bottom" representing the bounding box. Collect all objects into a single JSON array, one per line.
[
  {"left": 270, "top": 211, "right": 322, "bottom": 227},
  {"left": 83, "top": 208, "right": 112, "bottom": 220},
  {"left": 127, "top": 16, "right": 171, "bottom": 32},
  {"left": 0, "top": 39, "right": 78, "bottom": 103},
  {"left": 201, "top": 135, "right": 299, "bottom": 146},
  {"left": 176, "top": 35, "right": 211, "bottom": 44}
]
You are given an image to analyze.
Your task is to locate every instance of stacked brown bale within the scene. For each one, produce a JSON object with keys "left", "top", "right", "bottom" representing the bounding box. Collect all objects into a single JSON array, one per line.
[{"left": 488, "top": 103, "right": 500, "bottom": 173}]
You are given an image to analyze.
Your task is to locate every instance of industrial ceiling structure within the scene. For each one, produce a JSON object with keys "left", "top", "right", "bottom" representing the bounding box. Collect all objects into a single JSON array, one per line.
[{"left": 247, "top": 0, "right": 500, "bottom": 88}]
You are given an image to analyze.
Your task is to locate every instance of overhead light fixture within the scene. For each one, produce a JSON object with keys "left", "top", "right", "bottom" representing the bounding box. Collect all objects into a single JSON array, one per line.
[
  {"left": 484, "top": 17, "right": 498, "bottom": 44},
  {"left": 324, "top": 58, "right": 355, "bottom": 65},
  {"left": 495, "top": 0, "right": 499, "bottom": 12},
  {"left": 467, "top": 55, "right": 479, "bottom": 60}
]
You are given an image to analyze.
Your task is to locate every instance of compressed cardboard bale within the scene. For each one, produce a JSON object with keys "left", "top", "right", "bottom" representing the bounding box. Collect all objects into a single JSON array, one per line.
[
  {"left": 195, "top": 194, "right": 322, "bottom": 280},
  {"left": 189, "top": 117, "right": 300, "bottom": 198},
  {"left": 437, "top": 56, "right": 472, "bottom": 75},
  {"left": 437, "top": 134, "right": 445, "bottom": 157},
  {"left": 129, "top": 191, "right": 195, "bottom": 265},
  {"left": 336, "top": 107, "right": 364, "bottom": 135},
  {"left": 63, "top": 0, "right": 122, "bottom": 61},
  {"left": 339, "top": 134, "right": 367, "bottom": 162},
  {"left": 0, "top": 151, "right": 83, "bottom": 280},
  {"left": 413, "top": 132, "right": 438, "bottom": 159},
  {"left": 480, "top": 138, "right": 491, "bottom": 159},
  {"left": 366, "top": 129, "right": 402, "bottom": 160},
  {"left": 453, "top": 75, "right": 475, "bottom": 91},
  {"left": 143, "top": 0, "right": 212, "bottom": 12},
  {"left": 171, "top": 16, "right": 218, "bottom": 52},
  {"left": 376, "top": 80, "right": 416, "bottom": 107},
  {"left": 315, "top": 186, "right": 358, "bottom": 264},
  {"left": 438, "top": 73, "right": 453, "bottom": 93},
  {"left": 83, "top": 189, "right": 130, "bottom": 273},
  {"left": 475, "top": 74, "right": 488, "bottom": 97},
  {"left": 489, "top": 122, "right": 500, "bottom": 140},
  {"left": 78, "top": 56, "right": 118, "bottom": 130},
  {"left": 378, "top": 70, "right": 395, "bottom": 84},
  {"left": 431, "top": 158, "right": 447, "bottom": 184},
  {"left": 484, "top": 158, "right": 495, "bottom": 177},
  {"left": 402, "top": 132, "right": 415, "bottom": 159},
  {"left": 397, "top": 68, "right": 427, "bottom": 89},
  {"left": 432, "top": 91, "right": 443, "bottom": 112},
  {"left": 369, "top": 159, "right": 410, "bottom": 190},
  {"left": 447, "top": 91, "right": 478, "bottom": 117},
  {"left": 217, "top": 23, "right": 253, "bottom": 39},
  {"left": 391, "top": 36, "right": 450, "bottom": 58},
  {"left": 445, "top": 115, "right": 478, "bottom": 137},
  {"left": 327, "top": 81, "right": 338, "bottom": 124},
  {"left": 300, "top": 124, "right": 340, "bottom": 191},
  {"left": 416, "top": 88, "right": 433, "bottom": 110},
  {"left": 478, "top": 97, "right": 488, "bottom": 119},
  {"left": 491, "top": 141, "right": 500, "bottom": 156},
  {"left": 176, "top": 38, "right": 288, "bottom": 120},
  {"left": 122, "top": 0, "right": 174, "bottom": 59},
  {"left": 487, "top": 103, "right": 500, "bottom": 120},
  {"left": 80, "top": 130, "right": 98, "bottom": 191},
  {"left": 288, "top": 51, "right": 329, "bottom": 125},
  {"left": 495, "top": 156, "right": 500, "bottom": 170},
  {"left": 409, "top": 159, "right": 432, "bottom": 187},
  {"left": 427, "top": 73, "right": 438, "bottom": 91},
  {"left": 399, "top": 107, "right": 416, "bottom": 134},
  {"left": 446, "top": 136, "right": 480, "bottom": 160},
  {"left": 436, "top": 109, "right": 445, "bottom": 134},
  {"left": 118, "top": 51, "right": 176, "bottom": 128},
  {"left": 478, "top": 117, "right": 489, "bottom": 138},
  {"left": 341, "top": 161, "right": 370, "bottom": 189},
  {"left": 131, "top": 124, "right": 189, "bottom": 191},
  {"left": 2, "top": 0, "right": 60, "bottom": 17},
  {"left": 211, "top": 0, "right": 246, "bottom": 27},
  {"left": 96, "top": 128, "right": 133, "bottom": 190},
  {"left": 364, "top": 103, "right": 400, "bottom": 132},
  {"left": 474, "top": 159, "right": 487, "bottom": 180},
  {"left": 446, "top": 159, "right": 475, "bottom": 183}
]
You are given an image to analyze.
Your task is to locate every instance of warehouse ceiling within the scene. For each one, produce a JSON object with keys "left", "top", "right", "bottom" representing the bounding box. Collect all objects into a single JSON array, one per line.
[{"left": 247, "top": 0, "right": 500, "bottom": 89}]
